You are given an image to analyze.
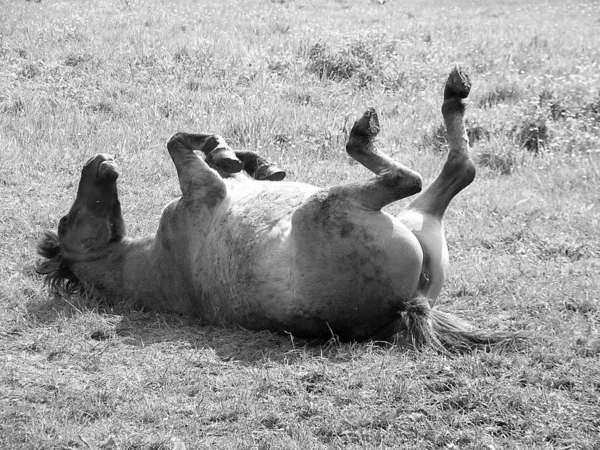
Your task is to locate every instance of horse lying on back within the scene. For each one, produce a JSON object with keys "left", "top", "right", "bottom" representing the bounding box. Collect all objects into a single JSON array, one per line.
[{"left": 37, "top": 67, "right": 519, "bottom": 351}]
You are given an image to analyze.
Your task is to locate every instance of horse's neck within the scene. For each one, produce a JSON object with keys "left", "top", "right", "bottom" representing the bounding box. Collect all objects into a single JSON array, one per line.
[
  {"left": 75, "top": 236, "right": 160, "bottom": 304},
  {"left": 120, "top": 236, "right": 162, "bottom": 301}
]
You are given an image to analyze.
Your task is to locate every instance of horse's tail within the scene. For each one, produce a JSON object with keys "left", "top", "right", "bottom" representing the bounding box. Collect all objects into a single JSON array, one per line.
[{"left": 396, "top": 297, "right": 525, "bottom": 353}]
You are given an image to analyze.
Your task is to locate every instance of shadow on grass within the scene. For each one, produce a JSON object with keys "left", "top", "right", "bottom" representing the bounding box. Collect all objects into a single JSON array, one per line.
[
  {"left": 114, "top": 311, "right": 392, "bottom": 365},
  {"left": 115, "top": 311, "right": 312, "bottom": 365},
  {"left": 25, "top": 291, "right": 336, "bottom": 365},
  {"left": 25, "top": 290, "right": 89, "bottom": 324}
]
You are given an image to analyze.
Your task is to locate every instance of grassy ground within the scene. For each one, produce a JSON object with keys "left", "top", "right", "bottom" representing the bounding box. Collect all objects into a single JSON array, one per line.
[{"left": 1, "top": 0, "right": 599, "bottom": 448}]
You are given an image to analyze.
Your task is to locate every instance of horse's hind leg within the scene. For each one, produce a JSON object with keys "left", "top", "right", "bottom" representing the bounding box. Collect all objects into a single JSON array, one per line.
[
  {"left": 292, "top": 107, "right": 424, "bottom": 231},
  {"left": 337, "top": 108, "right": 423, "bottom": 210},
  {"left": 398, "top": 67, "right": 475, "bottom": 303},
  {"left": 405, "top": 67, "right": 475, "bottom": 218}
]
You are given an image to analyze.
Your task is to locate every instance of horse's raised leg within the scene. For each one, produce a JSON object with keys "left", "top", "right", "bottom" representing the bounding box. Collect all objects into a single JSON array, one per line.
[
  {"left": 234, "top": 150, "right": 286, "bottom": 181},
  {"left": 166, "top": 133, "right": 244, "bottom": 205},
  {"left": 397, "top": 66, "right": 475, "bottom": 303},
  {"left": 168, "top": 133, "right": 285, "bottom": 182},
  {"left": 337, "top": 108, "right": 423, "bottom": 210}
]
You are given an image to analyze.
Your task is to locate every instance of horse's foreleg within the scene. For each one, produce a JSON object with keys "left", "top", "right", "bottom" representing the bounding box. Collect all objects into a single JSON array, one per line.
[
  {"left": 234, "top": 150, "right": 286, "bottom": 181},
  {"left": 342, "top": 108, "right": 422, "bottom": 210},
  {"left": 169, "top": 133, "right": 244, "bottom": 174},
  {"left": 398, "top": 67, "right": 475, "bottom": 304},
  {"left": 166, "top": 133, "right": 233, "bottom": 205}
]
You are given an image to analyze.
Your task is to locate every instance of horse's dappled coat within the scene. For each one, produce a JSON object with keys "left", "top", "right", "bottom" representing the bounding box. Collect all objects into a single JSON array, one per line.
[{"left": 37, "top": 67, "right": 519, "bottom": 350}]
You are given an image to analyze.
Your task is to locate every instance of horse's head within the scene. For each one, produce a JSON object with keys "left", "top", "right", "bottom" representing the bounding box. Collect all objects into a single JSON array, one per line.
[{"left": 37, "top": 154, "right": 126, "bottom": 292}]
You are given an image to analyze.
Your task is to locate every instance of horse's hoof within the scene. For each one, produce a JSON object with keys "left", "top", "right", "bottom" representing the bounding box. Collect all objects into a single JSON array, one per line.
[
  {"left": 445, "top": 66, "right": 471, "bottom": 99},
  {"left": 207, "top": 148, "right": 244, "bottom": 173},
  {"left": 350, "top": 107, "right": 380, "bottom": 140},
  {"left": 266, "top": 170, "right": 286, "bottom": 182},
  {"left": 256, "top": 165, "right": 286, "bottom": 181}
]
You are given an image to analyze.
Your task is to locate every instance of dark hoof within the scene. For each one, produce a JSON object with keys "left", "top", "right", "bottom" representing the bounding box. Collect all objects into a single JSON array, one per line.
[
  {"left": 255, "top": 165, "right": 286, "bottom": 181},
  {"left": 266, "top": 170, "right": 286, "bottom": 181},
  {"left": 350, "top": 107, "right": 380, "bottom": 140},
  {"left": 445, "top": 66, "right": 471, "bottom": 100},
  {"left": 207, "top": 148, "right": 244, "bottom": 173}
]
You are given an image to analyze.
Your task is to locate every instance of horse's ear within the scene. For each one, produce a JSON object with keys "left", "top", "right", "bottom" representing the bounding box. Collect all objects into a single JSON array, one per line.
[{"left": 36, "top": 257, "right": 61, "bottom": 274}]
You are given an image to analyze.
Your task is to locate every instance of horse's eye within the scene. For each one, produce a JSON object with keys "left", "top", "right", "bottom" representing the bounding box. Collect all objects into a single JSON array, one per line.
[{"left": 58, "top": 216, "right": 68, "bottom": 230}]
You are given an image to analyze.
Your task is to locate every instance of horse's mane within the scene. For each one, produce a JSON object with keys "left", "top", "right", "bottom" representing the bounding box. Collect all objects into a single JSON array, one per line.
[{"left": 37, "top": 231, "right": 82, "bottom": 294}]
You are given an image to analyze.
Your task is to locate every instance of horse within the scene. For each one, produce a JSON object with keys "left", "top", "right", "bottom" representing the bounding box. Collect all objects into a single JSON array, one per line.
[{"left": 36, "top": 67, "right": 517, "bottom": 350}]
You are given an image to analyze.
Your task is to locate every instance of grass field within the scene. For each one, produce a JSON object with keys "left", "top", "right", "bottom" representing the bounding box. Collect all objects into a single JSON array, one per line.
[{"left": 1, "top": 0, "right": 599, "bottom": 448}]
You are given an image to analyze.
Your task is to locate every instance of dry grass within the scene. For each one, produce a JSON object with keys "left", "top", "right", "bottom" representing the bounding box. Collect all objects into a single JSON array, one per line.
[{"left": 1, "top": 0, "right": 599, "bottom": 448}]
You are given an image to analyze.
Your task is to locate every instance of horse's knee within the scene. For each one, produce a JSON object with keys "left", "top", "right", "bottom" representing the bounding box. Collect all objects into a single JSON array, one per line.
[
  {"left": 166, "top": 134, "right": 229, "bottom": 206},
  {"left": 378, "top": 167, "right": 423, "bottom": 198}
]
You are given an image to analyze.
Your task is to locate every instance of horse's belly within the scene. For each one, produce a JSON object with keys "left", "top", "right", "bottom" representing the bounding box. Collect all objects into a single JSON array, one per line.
[
  {"left": 189, "top": 182, "right": 423, "bottom": 340},
  {"left": 287, "top": 206, "right": 424, "bottom": 340},
  {"left": 190, "top": 181, "right": 315, "bottom": 327}
]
